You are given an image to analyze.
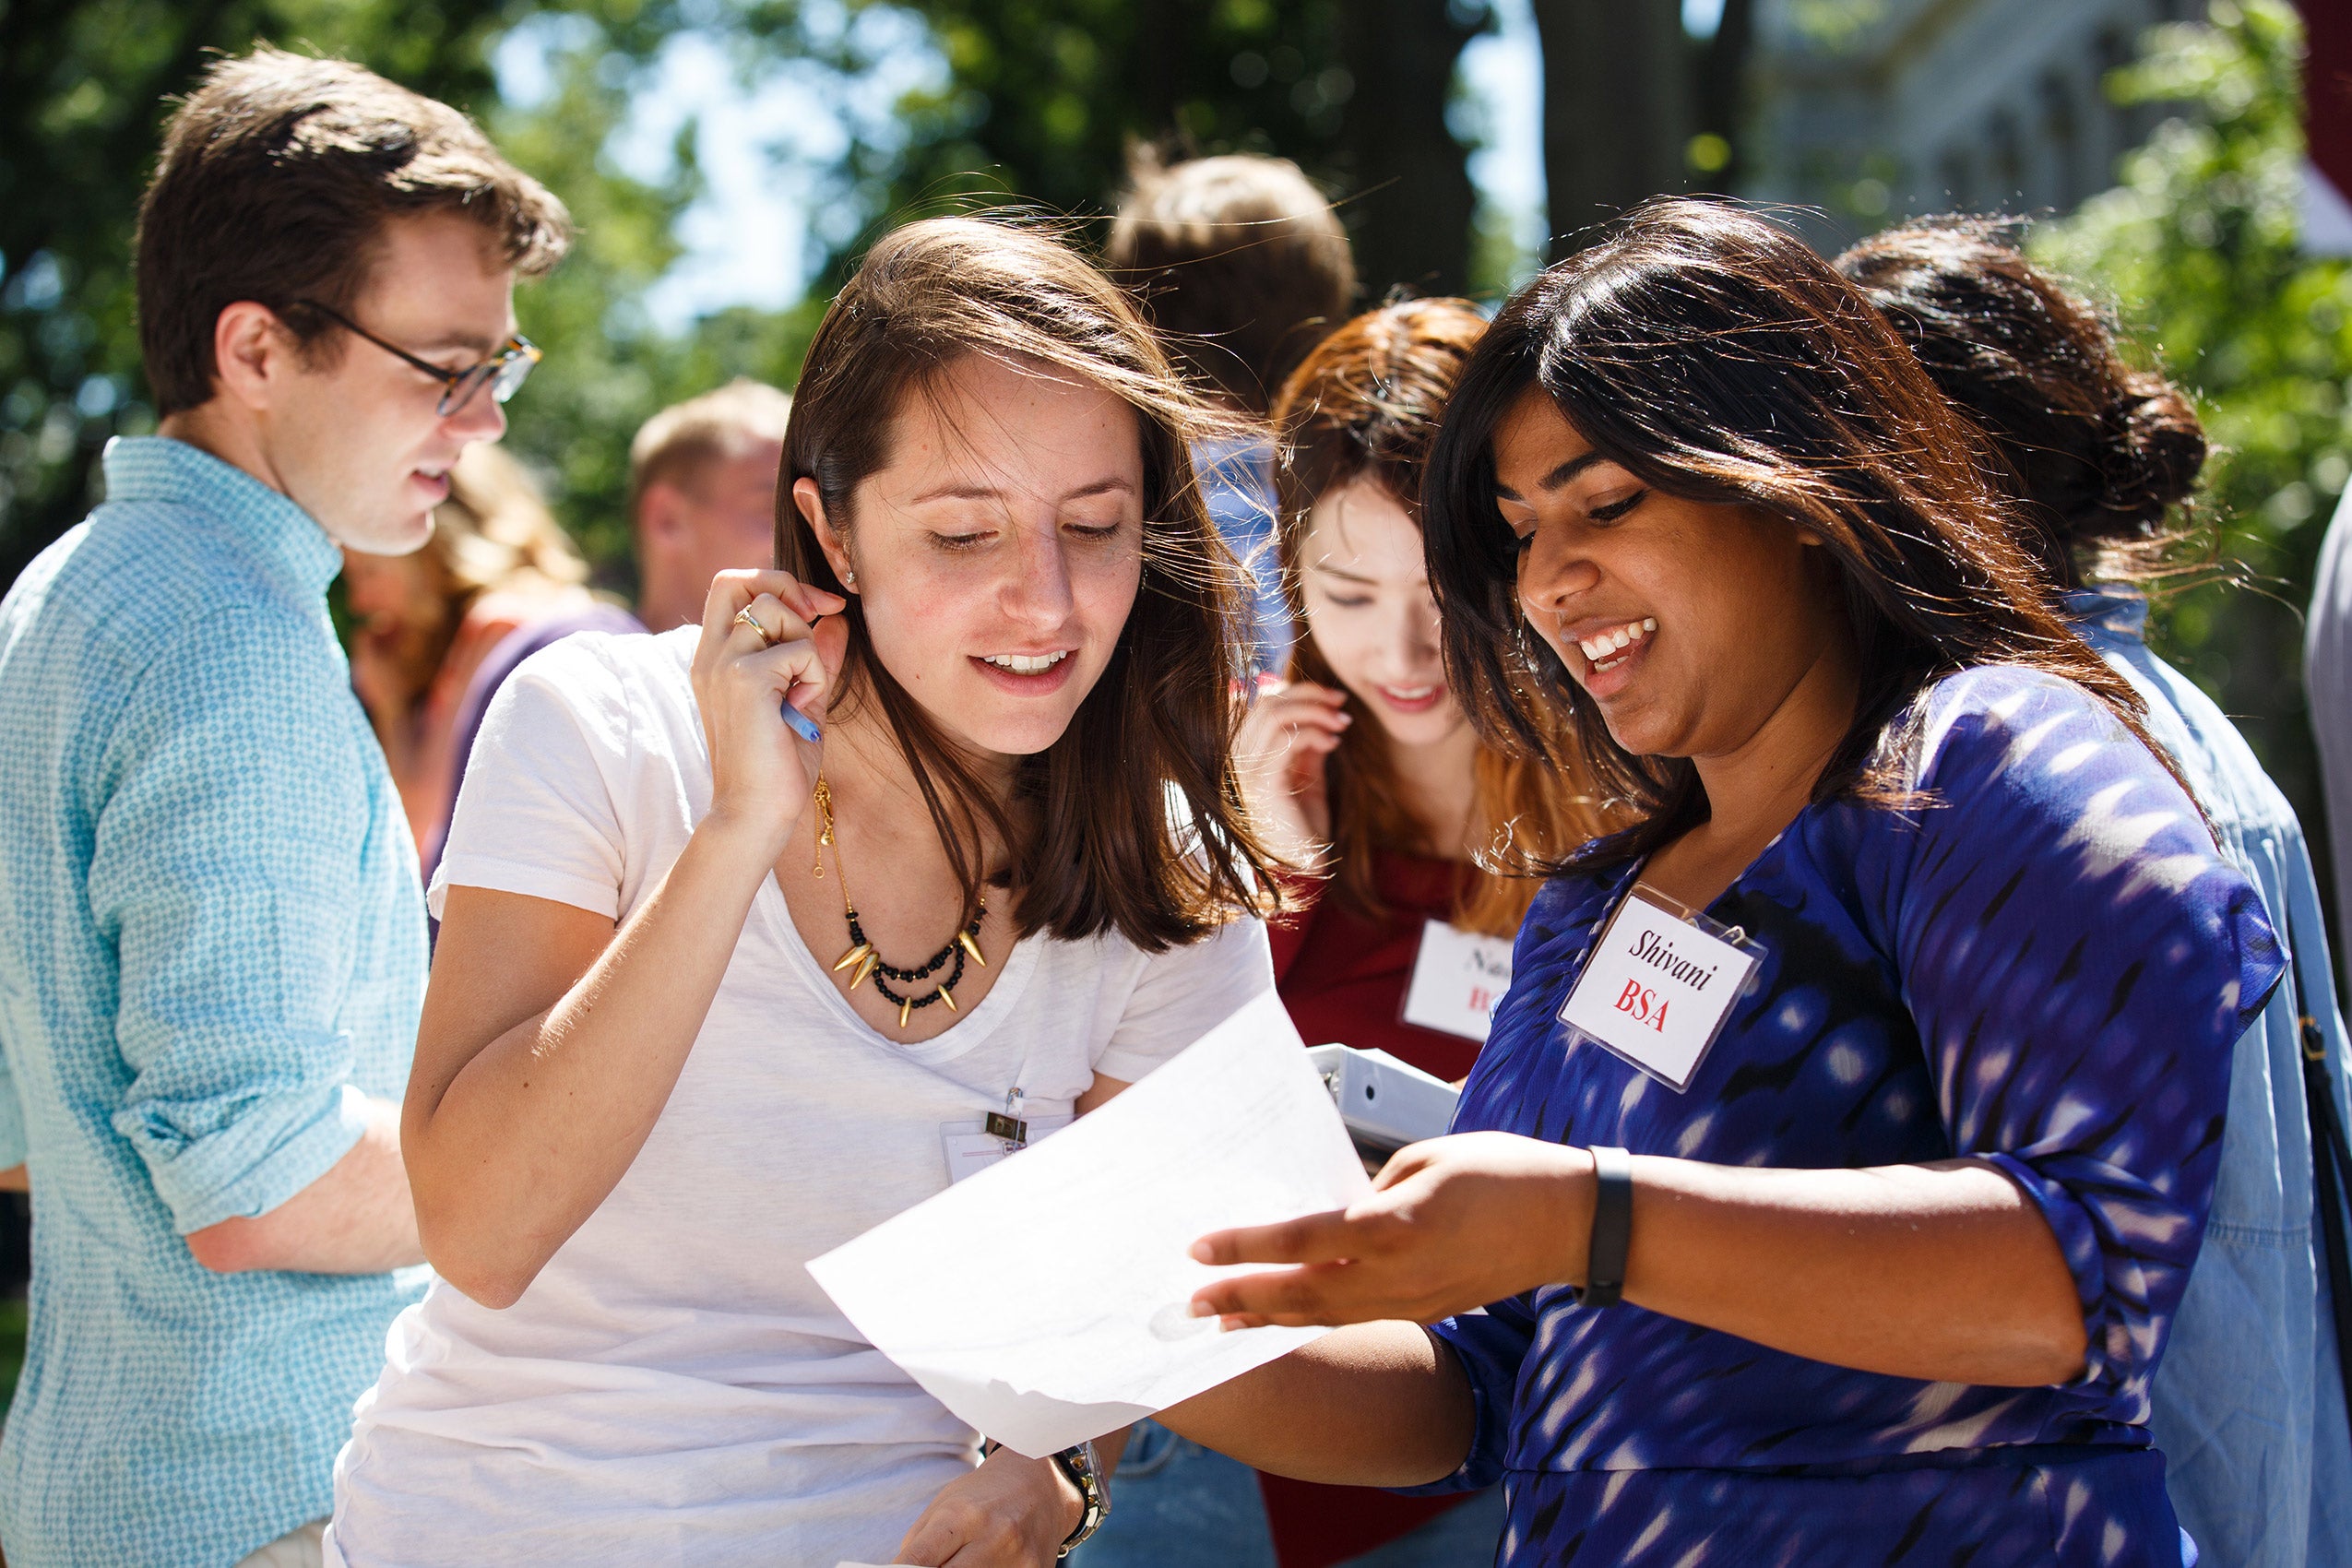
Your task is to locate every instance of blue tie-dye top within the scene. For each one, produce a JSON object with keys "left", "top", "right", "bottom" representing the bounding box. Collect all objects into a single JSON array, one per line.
[{"left": 1429, "top": 664, "right": 2281, "bottom": 1494}]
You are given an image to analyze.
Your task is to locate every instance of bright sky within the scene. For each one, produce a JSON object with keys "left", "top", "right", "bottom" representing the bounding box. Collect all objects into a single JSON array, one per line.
[{"left": 497, "top": 0, "right": 1559, "bottom": 332}]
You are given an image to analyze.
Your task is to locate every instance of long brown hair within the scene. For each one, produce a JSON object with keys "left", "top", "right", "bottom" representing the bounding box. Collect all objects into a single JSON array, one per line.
[
  {"left": 1421, "top": 199, "right": 2191, "bottom": 866},
  {"left": 1271, "top": 298, "right": 1610, "bottom": 936},
  {"left": 1835, "top": 218, "right": 2209, "bottom": 590},
  {"left": 778, "top": 216, "right": 1277, "bottom": 951}
]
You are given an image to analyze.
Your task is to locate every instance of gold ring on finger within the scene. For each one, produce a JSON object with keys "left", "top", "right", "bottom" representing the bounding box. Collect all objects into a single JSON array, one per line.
[{"left": 732, "top": 607, "right": 775, "bottom": 646}]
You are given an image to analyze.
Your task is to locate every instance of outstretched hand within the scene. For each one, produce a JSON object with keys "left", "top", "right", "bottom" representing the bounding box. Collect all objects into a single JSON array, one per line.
[{"left": 1187, "top": 1132, "right": 1598, "bottom": 1329}]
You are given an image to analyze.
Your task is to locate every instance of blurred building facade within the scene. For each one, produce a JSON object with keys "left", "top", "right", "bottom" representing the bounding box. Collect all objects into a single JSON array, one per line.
[{"left": 1742, "top": 0, "right": 2209, "bottom": 244}]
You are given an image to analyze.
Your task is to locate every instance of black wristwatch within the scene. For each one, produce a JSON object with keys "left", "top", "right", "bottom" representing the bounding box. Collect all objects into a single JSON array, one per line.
[{"left": 980, "top": 1437, "right": 1111, "bottom": 1555}]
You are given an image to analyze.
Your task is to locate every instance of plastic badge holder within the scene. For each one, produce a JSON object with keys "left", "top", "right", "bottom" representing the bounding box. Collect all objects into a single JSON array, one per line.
[
  {"left": 1556, "top": 883, "right": 1764, "bottom": 1093},
  {"left": 1305, "top": 1043, "right": 1460, "bottom": 1156}
]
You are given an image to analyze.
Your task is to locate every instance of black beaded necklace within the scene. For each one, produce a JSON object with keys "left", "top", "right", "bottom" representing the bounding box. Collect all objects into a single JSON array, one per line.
[{"left": 812, "top": 775, "right": 986, "bottom": 1030}]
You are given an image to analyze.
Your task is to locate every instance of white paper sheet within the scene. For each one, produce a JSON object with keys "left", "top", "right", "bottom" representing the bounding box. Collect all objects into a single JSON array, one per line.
[{"left": 806, "top": 988, "right": 1372, "bottom": 1457}]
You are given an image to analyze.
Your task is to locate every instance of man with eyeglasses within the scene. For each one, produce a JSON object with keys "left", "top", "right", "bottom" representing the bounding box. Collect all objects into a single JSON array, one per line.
[{"left": 0, "top": 49, "right": 566, "bottom": 1568}]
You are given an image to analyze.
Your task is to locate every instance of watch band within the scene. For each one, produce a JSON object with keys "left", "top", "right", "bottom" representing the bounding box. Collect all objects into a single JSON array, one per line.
[
  {"left": 979, "top": 1437, "right": 1109, "bottom": 1556},
  {"left": 1049, "top": 1440, "right": 1110, "bottom": 1555},
  {"left": 1574, "top": 1145, "right": 1633, "bottom": 1308}
]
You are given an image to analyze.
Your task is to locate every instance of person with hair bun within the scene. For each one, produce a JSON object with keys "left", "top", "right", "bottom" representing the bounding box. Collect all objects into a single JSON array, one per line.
[
  {"left": 1155, "top": 198, "right": 2281, "bottom": 1568},
  {"left": 1839, "top": 216, "right": 2352, "bottom": 1568},
  {"left": 327, "top": 216, "right": 1284, "bottom": 1566}
]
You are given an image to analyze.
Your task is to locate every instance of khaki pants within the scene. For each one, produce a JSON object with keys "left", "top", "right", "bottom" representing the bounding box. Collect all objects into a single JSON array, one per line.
[{"left": 233, "top": 1520, "right": 325, "bottom": 1568}]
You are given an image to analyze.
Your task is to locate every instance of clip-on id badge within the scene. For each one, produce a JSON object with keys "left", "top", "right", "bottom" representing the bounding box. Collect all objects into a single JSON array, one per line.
[
  {"left": 1556, "top": 884, "right": 1763, "bottom": 1092},
  {"left": 939, "top": 1089, "right": 1072, "bottom": 1184}
]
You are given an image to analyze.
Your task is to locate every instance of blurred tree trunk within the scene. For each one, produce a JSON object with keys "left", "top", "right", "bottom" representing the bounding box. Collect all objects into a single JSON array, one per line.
[
  {"left": 1534, "top": 0, "right": 1695, "bottom": 255},
  {"left": 1332, "top": 0, "right": 1483, "bottom": 295},
  {"left": 1696, "top": 0, "right": 1757, "bottom": 173}
]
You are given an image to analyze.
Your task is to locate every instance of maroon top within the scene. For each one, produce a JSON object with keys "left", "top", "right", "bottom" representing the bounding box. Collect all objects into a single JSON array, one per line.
[
  {"left": 1269, "top": 850, "right": 1485, "bottom": 1081},
  {"left": 1259, "top": 849, "right": 1489, "bottom": 1568}
]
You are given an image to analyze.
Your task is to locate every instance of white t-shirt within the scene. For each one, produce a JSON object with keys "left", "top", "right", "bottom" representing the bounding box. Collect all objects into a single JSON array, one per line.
[{"left": 326, "top": 628, "right": 1273, "bottom": 1567}]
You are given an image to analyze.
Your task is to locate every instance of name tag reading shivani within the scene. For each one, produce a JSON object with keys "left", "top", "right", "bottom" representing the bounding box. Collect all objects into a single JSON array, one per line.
[
  {"left": 1401, "top": 920, "right": 1515, "bottom": 1042},
  {"left": 1556, "top": 884, "right": 1763, "bottom": 1092}
]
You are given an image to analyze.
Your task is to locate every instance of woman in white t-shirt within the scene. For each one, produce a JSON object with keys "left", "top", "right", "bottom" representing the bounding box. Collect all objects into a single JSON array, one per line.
[{"left": 326, "top": 218, "right": 1284, "bottom": 1567}]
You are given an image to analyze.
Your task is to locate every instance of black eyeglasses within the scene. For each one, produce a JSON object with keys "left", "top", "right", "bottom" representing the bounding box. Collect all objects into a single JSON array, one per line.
[{"left": 291, "top": 300, "right": 541, "bottom": 416}]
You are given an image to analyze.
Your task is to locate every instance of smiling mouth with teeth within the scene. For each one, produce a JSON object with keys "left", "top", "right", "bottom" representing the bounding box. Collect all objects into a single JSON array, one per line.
[
  {"left": 1577, "top": 617, "right": 1657, "bottom": 671},
  {"left": 980, "top": 651, "right": 1070, "bottom": 675}
]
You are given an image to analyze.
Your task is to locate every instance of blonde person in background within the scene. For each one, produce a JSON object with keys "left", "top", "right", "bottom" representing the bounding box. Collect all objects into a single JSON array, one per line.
[
  {"left": 345, "top": 445, "right": 576, "bottom": 819},
  {"left": 343, "top": 444, "right": 630, "bottom": 879},
  {"left": 628, "top": 377, "right": 795, "bottom": 632}
]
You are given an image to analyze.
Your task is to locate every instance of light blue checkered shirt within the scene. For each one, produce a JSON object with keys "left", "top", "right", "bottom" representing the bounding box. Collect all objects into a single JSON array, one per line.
[
  {"left": 0, "top": 437, "right": 427, "bottom": 1567},
  {"left": 2073, "top": 589, "right": 2352, "bottom": 1568}
]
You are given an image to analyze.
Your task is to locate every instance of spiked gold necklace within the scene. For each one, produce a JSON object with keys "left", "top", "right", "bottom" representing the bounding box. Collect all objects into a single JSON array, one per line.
[{"left": 813, "top": 775, "right": 986, "bottom": 1030}]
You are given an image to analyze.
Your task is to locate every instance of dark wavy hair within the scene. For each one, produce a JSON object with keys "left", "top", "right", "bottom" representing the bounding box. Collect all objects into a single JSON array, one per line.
[
  {"left": 1835, "top": 217, "right": 2208, "bottom": 590},
  {"left": 779, "top": 216, "right": 1277, "bottom": 950},
  {"left": 1420, "top": 198, "right": 2185, "bottom": 864}
]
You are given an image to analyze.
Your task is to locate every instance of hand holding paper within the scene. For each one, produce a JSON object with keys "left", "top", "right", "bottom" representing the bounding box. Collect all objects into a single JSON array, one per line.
[{"left": 807, "top": 990, "right": 1372, "bottom": 1457}]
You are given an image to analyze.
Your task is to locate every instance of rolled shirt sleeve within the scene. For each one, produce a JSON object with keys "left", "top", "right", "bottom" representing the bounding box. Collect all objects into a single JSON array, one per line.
[
  {"left": 1409, "top": 1299, "right": 1538, "bottom": 1494},
  {"left": 1891, "top": 671, "right": 2284, "bottom": 1400},
  {"left": 87, "top": 609, "right": 382, "bottom": 1234}
]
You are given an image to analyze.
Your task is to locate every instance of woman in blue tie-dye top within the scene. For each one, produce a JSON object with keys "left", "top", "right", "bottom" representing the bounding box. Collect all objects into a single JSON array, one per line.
[{"left": 1157, "top": 199, "right": 2281, "bottom": 1568}]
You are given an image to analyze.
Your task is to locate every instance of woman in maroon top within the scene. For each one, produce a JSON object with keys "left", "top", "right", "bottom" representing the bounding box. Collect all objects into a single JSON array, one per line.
[{"left": 1242, "top": 298, "right": 1609, "bottom": 1566}]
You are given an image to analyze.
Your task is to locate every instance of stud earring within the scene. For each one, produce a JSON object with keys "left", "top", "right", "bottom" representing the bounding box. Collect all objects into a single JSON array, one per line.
[{"left": 843, "top": 568, "right": 857, "bottom": 588}]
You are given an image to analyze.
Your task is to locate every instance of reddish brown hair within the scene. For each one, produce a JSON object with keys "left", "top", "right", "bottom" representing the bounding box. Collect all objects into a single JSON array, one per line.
[
  {"left": 137, "top": 46, "right": 570, "bottom": 416},
  {"left": 1271, "top": 298, "right": 1610, "bottom": 936},
  {"left": 779, "top": 216, "right": 1278, "bottom": 951}
]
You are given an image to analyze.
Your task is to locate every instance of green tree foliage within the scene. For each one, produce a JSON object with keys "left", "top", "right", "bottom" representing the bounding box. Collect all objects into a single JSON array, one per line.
[
  {"left": 878, "top": 0, "right": 1488, "bottom": 299},
  {"left": 5, "top": 0, "right": 1463, "bottom": 592},
  {"left": 0, "top": 0, "right": 840, "bottom": 592},
  {"left": 476, "top": 18, "right": 825, "bottom": 586},
  {"left": 0, "top": 0, "right": 514, "bottom": 585},
  {"left": 2033, "top": 0, "right": 2352, "bottom": 853}
]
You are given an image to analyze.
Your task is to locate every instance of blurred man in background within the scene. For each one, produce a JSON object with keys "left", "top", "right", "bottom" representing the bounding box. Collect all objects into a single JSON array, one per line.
[
  {"left": 1108, "top": 153, "right": 1355, "bottom": 673},
  {"left": 0, "top": 49, "right": 565, "bottom": 1568},
  {"left": 627, "top": 377, "right": 794, "bottom": 632}
]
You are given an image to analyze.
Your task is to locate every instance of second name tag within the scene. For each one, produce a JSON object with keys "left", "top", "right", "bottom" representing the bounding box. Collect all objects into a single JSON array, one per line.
[
  {"left": 1401, "top": 920, "right": 1515, "bottom": 1042},
  {"left": 1556, "top": 885, "right": 1761, "bottom": 1092}
]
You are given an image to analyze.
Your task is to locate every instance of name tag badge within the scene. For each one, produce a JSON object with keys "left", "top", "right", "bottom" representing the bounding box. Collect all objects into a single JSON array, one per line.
[
  {"left": 939, "top": 1114, "right": 1073, "bottom": 1184},
  {"left": 1401, "top": 920, "right": 1515, "bottom": 1042},
  {"left": 1556, "top": 885, "right": 1762, "bottom": 1092}
]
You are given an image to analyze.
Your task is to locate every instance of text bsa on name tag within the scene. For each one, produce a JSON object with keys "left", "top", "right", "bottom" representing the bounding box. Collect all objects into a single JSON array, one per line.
[
  {"left": 1556, "top": 885, "right": 1761, "bottom": 1091},
  {"left": 1401, "top": 920, "right": 1515, "bottom": 1042}
]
